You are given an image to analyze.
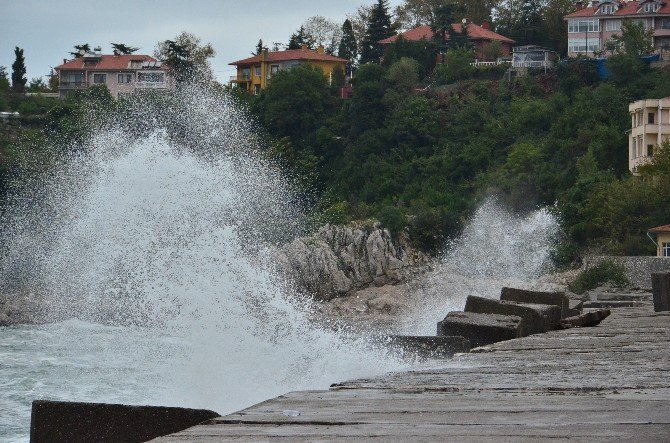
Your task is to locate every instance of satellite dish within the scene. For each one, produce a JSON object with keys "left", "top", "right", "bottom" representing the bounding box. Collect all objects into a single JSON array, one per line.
[{"left": 79, "top": 49, "right": 86, "bottom": 55}]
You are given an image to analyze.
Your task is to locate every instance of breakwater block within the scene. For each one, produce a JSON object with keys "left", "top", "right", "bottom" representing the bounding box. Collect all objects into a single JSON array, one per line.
[
  {"left": 561, "top": 309, "right": 611, "bottom": 328},
  {"left": 651, "top": 271, "right": 670, "bottom": 312},
  {"left": 465, "top": 295, "right": 562, "bottom": 336},
  {"left": 583, "top": 300, "right": 644, "bottom": 309},
  {"left": 386, "top": 335, "right": 471, "bottom": 359},
  {"left": 566, "top": 298, "right": 584, "bottom": 318},
  {"left": 30, "top": 400, "right": 219, "bottom": 443},
  {"left": 500, "top": 287, "right": 570, "bottom": 318},
  {"left": 437, "top": 311, "right": 522, "bottom": 348}
]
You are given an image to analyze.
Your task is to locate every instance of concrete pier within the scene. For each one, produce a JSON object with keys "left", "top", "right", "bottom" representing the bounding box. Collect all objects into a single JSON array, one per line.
[{"left": 157, "top": 303, "right": 670, "bottom": 441}]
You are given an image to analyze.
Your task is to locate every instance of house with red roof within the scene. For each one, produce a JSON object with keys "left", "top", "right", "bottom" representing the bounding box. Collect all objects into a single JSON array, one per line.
[
  {"left": 54, "top": 51, "right": 175, "bottom": 100},
  {"left": 649, "top": 224, "right": 670, "bottom": 256},
  {"left": 564, "top": 0, "right": 670, "bottom": 58},
  {"left": 379, "top": 22, "right": 515, "bottom": 62},
  {"left": 229, "top": 45, "right": 347, "bottom": 94}
]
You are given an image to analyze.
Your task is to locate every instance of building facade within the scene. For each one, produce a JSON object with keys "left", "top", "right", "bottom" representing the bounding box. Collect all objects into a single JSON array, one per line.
[
  {"left": 648, "top": 224, "right": 670, "bottom": 256},
  {"left": 229, "top": 46, "right": 347, "bottom": 94},
  {"left": 54, "top": 52, "right": 174, "bottom": 99},
  {"left": 629, "top": 97, "right": 670, "bottom": 172},
  {"left": 565, "top": 0, "right": 670, "bottom": 58},
  {"left": 379, "top": 22, "right": 514, "bottom": 62}
]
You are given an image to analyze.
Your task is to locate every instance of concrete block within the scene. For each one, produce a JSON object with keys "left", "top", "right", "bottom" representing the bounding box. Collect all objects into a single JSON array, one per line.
[
  {"left": 583, "top": 300, "right": 644, "bottom": 309},
  {"left": 500, "top": 287, "right": 570, "bottom": 318},
  {"left": 562, "top": 309, "right": 611, "bottom": 327},
  {"left": 437, "top": 311, "right": 522, "bottom": 348},
  {"left": 30, "top": 400, "right": 219, "bottom": 443},
  {"left": 564, "top": 299, "right": 583, "bottom": 318},
  {"left": 386, "top": 335, "right": 471, "bottom": 359},
  {"left": 651, "top": 271, "right": 670, "bottom": 312},
  {"left": 465, "top": 295, "right": 562, "bottom": 336}
]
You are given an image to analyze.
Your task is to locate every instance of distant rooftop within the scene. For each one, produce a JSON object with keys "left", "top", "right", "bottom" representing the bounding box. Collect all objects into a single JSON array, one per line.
[{"left": 55, "top": 54, "right": 160, "bottom": 71}]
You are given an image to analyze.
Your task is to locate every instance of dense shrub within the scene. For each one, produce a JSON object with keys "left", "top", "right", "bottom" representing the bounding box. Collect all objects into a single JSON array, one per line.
[{"left": 569, "top": 260, "right": 630, "bottom": 294}]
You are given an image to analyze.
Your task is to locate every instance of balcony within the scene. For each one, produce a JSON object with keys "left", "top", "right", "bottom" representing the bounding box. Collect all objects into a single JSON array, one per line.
[
  {"left": 136, "top": 81, "right": 168, "bottom": 89},
  {"left": 59, "top": 81, "right": 87, "bottom": 89},
  {"left": 229, "top": 75, "right": 251, "bottom": 83}
]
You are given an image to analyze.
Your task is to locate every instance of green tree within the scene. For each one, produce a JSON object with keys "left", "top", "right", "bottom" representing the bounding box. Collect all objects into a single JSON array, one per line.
[
  {"left": 431, "top": 3, "right": 468, "bottom": 52},
  {"left": 154, "top": 32, "right": 216, "bottom": 82},
  {"left": 360, "top": 0, "right": 395, "bottom": 64},
  {"left": 495, "top": 0, "right": 544, "bottom": 47},
  {"left": 0, "top": 66, "right": 9, "bottom": 92},
  {"left": 69, "top": 43, "right": 90, "bottom": 58},
  {"left": 395, "top": 0, "right": 498, "bottom": 29},
  {"left": 434, "top": 47, "right": 474, "bottom": 83},
  {"left": 111, "top": 43, "right": 139, "bottom": 54},
  {"left": 606, "top": 19, "right": 655, "bottom": 56},
  {"left": 11, "top": 47, "right": 27, "bottom": 92},
  {"left": 253, "top": 64, "right": 335, "bottom": 145},
  {"left": 27, "top": 77, "right": 48, "bottom": 92},
  {"left": 338, "top": 19, "right": 358, "bottom": 76},
  {"left": 288, "top": 26, "right": 315, "bottom": 50},
  {"left": 385, "top": 57, "right": 421, "bottom": 91}
]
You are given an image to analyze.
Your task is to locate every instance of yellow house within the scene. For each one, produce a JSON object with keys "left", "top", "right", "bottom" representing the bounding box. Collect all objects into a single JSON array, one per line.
[
  {"left": 649, "top": 224, "right": 670, "bottom": 257},
  {"left": 629, "top": 97, "right": 670, "bottom": 174},
  {"left": 229, "top": 45, "right": 347, "bottom": 94}
]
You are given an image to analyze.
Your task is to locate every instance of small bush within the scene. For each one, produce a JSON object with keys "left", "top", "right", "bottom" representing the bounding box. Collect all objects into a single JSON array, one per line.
[
  {"left": 569, "top": 260, "right": 630, "bottom": 294},
  {"left": 377, "top": 206, "right": 406, "bottom": 235}
]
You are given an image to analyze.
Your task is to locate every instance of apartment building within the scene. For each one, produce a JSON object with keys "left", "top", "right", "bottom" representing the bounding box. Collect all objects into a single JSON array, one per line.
[
  {"left": 54, "top": 51, "right": 174, "bottom": 99},
  {"left": 229, "top": 45, "right": 347, "bottom": 94},
  {"left": 565, "top": 0, "right": 670, "bottom": 57},
  {"left": 629, "top": 96, "right": 670, "bottom": 173}
]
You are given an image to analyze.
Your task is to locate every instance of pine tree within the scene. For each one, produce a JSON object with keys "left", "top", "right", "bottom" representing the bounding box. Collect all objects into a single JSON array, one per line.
[
  {"left": 359, "top": 0, "right": 395, "bottom": 64},
  {"left": 11, "top": 47, "right": 27, "bottom": 92},
  {"left": 111, "top": 43, "right": 139, "bottom": 54},
  {"left": 255, "top": 39, "right": 265, "bottom": 55},
  {"left": 69, "top": 43, "right": 91, "bottom": 58},
  {"left": 338, "top": 19, "right": 358, "bottom": 76},
  {"left": 288, "top": 26, "right": 314, "bottom": 50}
]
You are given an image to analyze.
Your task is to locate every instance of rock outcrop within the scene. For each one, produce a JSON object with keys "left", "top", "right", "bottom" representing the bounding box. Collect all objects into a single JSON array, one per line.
[
  {"left": 275, "top": 222, "right": 428, "bottom": 301},
  {"left": 0, "top": 290, "right": 45, "bottom": 327}
]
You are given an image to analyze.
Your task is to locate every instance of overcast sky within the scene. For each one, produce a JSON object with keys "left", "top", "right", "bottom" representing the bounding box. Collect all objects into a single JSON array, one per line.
[{"left": 1, "top": 0, "right": 404, "bottom": 84}]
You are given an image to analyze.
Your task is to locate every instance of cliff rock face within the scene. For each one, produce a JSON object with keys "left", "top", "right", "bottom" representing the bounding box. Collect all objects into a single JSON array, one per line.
[{"left": 276, "top": 222, "right": 428, "bottom": 301}]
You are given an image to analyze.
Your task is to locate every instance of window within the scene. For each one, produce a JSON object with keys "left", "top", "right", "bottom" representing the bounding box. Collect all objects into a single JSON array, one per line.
[
  {"left": 648, "top": 112, "right": 655, "bottom": 124},
  {"left": 643, "top": 2, "right": 659, "bottom": 13},
  {"left": 93, "top": 73, "right": 107, "bottom": 84},
  {"left": 648, "top": 145, "right": 654, "bottom": 157},
  {"left": 568, "top": 38, "right": 600, "bottom": 53},
  {"left": 568, "top": 19, "right": 600, "bottom": 33},
  {"left": 632, "top": 137, "right": 637, "bottom": 158},
  {"left": 606, "top": 19, "right": 622, "bottom": 31},
  {"left": 661, "top": 18, "right": 670, "bottom": 29},
  {"left": 241, "top": 68, "right": 251, "bottom": 80},
  {"left": 137, "top": 72, "right": 164, "bottom": 83},
  {"left": 632, "top": 18, "right": 653, "bottom": 29},
  {"left": 601, "top": 4, "right": 616, "bottom": 14},
  {"left": 270, "top": 65, "right": 280, "bottom": 75},
  {"left": 118, "top": 73, "right": 133, "bottom": 84},
  {"left": 130, "top": 60, "right": 143, "bottom": 69},
  {"left": 254, "top": 66, "right": 261, "bottom": 76},
  {"left": 663, "top": 242, "right": 670, "bottom": 257}
]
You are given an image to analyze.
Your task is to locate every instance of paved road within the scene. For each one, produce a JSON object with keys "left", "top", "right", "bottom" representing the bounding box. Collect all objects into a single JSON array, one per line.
[{"left": 157, "top": 304, "right": 670, "bottom": 441}]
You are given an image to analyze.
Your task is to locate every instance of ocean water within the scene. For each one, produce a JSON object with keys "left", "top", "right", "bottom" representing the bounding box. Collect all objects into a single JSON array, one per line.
[{"left": 0, "top": 86, "right": 560, "bottom": 441}]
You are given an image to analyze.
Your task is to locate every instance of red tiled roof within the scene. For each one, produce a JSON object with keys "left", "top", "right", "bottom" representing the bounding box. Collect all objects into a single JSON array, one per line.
[
  {"left": 565, "top": 1, "right": 670, "bottom": 18},
  {"left": 230, "top": 48, "right": 347, "bottom": 66},
  {"left": 55, "top": 54, "right": 158, "bottom": 71},
  {"left": 649, "top": 224, "right": 670, "bottom": 234},
  {"left": 379, "top": 24, "right": 515, "bottom": 45}
]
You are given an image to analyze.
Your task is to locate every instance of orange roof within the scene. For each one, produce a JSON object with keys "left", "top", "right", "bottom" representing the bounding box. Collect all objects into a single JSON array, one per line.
[
  {"left": 55, "top": 54, "right": 159, "bottom": 71},
  {"left": 565, "top": 1, "right": 670, "bottom": 18},
  {"left": 230, "top": 48, "right": 347, "bottom": 66},
  {"left": 649, "top": 224, "right": 670, "bottom": 234},
  {"left": 379, "top": 24, "right": 515, "bottom": 45}
]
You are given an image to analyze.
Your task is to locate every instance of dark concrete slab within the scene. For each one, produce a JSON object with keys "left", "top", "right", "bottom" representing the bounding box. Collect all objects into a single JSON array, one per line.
[
  {"left": 30, "top": 401, "right": 218, "bottom": 443},
  {"left": 500, "top": 287, "right": 569, "bottom": 317},
  {"left": 437, "top": 311, "right": 522, "bottom": 348},
  {"left": 465, "top": 295, "right": 562, "bottom": 335},
  {"left": 652, "top": 271, "right": 670, "bottom": 312},
  {"left": 157, "top": 304, "right": 670, "bottom": 442}
]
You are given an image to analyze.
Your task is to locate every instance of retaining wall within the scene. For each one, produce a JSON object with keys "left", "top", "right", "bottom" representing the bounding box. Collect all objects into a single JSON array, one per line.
[{"left": 584, "top": 256, "right": 670, "bottom": 289}]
